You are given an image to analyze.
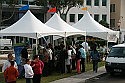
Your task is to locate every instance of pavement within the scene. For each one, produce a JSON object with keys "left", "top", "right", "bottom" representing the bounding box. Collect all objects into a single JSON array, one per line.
[{"left": 50, "top": 66, "right": 106, "bottom": 83}]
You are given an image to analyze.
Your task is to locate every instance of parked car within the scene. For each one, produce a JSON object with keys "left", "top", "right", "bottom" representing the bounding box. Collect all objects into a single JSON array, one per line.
[
  {"left": 105, "top": 43, "right": 125, "bottom": 75},
  {"left": 0, "top": 39, "right": 12, "bottom": 50}
]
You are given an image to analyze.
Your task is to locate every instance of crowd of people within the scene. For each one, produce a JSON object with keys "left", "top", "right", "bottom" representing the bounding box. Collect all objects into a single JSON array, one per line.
[{"left": 2, "top": 42, "right": 108, "bottom": 83}]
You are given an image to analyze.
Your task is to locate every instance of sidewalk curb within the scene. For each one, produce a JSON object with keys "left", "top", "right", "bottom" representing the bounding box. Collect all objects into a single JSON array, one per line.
[
  {"left": 84, "top": 72, "right": 107, "bottom": 83},
  {"left": 50, "top": 66, "right": 106, "bottom": 83}
]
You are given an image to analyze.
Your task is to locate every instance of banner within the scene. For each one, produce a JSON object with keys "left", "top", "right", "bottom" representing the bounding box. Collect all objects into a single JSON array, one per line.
[
  {"left": 14, "top": 46, "right": 24, "bottom": 65},
  {"left": 19, "top": 4, "right": 29, "bottom": 11},
  {"left": 48, "top": 7, "right": 56, "bottom": 13}
]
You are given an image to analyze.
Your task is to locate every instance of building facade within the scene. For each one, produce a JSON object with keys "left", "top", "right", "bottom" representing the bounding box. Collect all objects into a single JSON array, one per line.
[
  {"left": 110, "top": 0, "right": 125, "bottom": 42},
  {"left": 66, "top": 0, "right": 110, "bottom": 26}
]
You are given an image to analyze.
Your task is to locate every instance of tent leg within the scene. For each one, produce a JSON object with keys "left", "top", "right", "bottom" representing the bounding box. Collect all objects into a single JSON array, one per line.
[
  {"left": 64, "top": 37, "right": 66, "bottom": 47},
  {"left": 106, "top": 41, "right": 109, "bottom": 53},
  {"left": 36, "top": 33, "right": 38, "bottom": 55},
  {"left": 106, "top": 33, "right": 109, "bottom": 53}
]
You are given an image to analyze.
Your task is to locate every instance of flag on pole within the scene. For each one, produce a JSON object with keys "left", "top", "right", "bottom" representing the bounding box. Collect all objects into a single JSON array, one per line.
[
  {"left": 47, "top": 7, "right": 57, "bottom": 13},
  {"left": 19, "top": 4, "right": 29, "bottom": 11},
  {"left": 82, "top": 7, "right": 87, "bottom": 11}
]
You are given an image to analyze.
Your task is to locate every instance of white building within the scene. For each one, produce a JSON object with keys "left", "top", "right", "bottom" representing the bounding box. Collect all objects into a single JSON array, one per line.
[{"left": 66, "top": 0, "right": 110, "bottom": 26}]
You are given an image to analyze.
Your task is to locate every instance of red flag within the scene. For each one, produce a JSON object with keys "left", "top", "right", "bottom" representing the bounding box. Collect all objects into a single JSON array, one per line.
[{"left": 47, "top": 7, "right": 56, "bottom": 13}]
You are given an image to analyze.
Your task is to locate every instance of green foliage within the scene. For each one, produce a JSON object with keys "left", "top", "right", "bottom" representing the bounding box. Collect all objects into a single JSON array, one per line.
[
  {"left": 99, "top": 20, "right": 109, "bottom": 28},
  {"left": 13, "top": 43, "right": 25, "bottom": 46},
  {"left": 48, "top": 0, "right": 84, "bottom": 18},
  {"left": 48, "top": 0, "right": 83, "bottom": 7},
  {"left": 0, "top": 72, "right": 4, "bottom": 83}
]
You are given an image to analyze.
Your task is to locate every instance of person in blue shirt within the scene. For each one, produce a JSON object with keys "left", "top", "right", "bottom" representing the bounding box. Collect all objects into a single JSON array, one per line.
[
  {"left": 79, "top": 45, "right": 86, "bottom": 72},
  {"left": 90, "top": 47, "right": 100, "bottom": 73}
]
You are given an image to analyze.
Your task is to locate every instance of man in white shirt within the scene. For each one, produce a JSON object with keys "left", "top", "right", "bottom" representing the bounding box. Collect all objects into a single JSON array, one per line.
[
  {"left": 81, "top": 42, "right": 89, "bottom": 52},
  {"left": 2, "top": 53, "right": 18, "bottom": 72},
  {"left": 2, "top": 53, "right": 18, "bottom": 83}
]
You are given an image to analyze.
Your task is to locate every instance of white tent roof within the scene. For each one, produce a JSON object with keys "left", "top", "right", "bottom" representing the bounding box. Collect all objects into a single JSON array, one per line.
[
  {"left": 73, "top": 11, "right": 119, "bottom": 42},
  {"left": 0, "top": 10, "right": 64, "bottom": 39},
  {"left": 45, "top": 13, "right": 85, "bottom": 37}
]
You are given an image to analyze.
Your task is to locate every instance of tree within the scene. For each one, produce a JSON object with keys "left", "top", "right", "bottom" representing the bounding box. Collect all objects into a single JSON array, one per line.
[
  {"left": 0, "top": 0, "right": 18, "bottom": 26},
  {"left": 99, "top": 20, "right": 109, "bottom": 28},
  {"left": 48, "top": 0, "right": 84, "bottom": 21}
]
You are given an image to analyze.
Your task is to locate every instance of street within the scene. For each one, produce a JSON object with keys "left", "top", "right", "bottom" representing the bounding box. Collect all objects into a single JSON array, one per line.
[{"left": 85, "top": 73, "right": 125, "bottom": 83}]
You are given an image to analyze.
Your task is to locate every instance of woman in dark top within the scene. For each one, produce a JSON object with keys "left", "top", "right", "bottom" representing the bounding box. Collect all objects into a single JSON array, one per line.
[{"left": 90, "top": 48, "right": 100, "bottom": 73}]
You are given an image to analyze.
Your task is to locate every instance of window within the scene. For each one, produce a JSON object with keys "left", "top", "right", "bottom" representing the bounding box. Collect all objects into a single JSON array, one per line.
[
  {"left": 86, "top": 0, "right": 91, "bottom": 6},
  {"left": 110, "top": 19, "right": 115, "bottom": 27},
  {"left": 94, "top": 14, "right": 99, "bottom": 22},
  {"left": 94, "top": 0, "right": 99, "bottom": 6},
  {"left": 108, "top": 47, "right": 125, "bottom": 57},
  {"left": 110, "top": 4, "right": 115, "bottom": 12},
  {"left": 70, "top": 14, "right": 75, "bottom": 22},
  {"left": 22, "top": 0, "right": 35, "bottom": 5},
  {"left": 78, "top": 14, "right": 84, "bottom": 21},
  {"left": 102, "top": 14, "right": 107, "bottom": 22},
  {"left": 22, "top": 1, "right": 28, "bottom": 4},
  {"left": 102, "top": 0, "right": 107, "bottom": 6}
]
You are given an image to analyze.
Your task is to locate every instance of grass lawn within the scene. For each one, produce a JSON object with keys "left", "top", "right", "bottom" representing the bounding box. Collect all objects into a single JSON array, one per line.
[{"left": 0, "top": 61, "right": 105, "bottom": 83}]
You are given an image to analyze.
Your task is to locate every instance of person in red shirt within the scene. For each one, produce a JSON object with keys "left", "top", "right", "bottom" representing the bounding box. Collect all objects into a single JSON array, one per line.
[
  {"left": 31, "top": 55, "right": 44, "bottom": 83},
  {"left": 4, "top": 60, "right": 19, "bottom": 83}
]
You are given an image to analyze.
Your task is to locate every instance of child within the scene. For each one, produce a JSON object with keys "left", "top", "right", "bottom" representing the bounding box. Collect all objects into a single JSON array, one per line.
[
  {"left": 24, "top": 58, "right": 34, "bottom": 83},
  {"left": 4, "top": 60, "right": 19, "bottom": 83}
]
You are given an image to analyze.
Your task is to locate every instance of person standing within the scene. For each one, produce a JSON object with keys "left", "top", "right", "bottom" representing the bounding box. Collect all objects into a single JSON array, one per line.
[
  {"left": 21, "top": 46, "right": 28, "bottom": 65},
  {"left": 66, "top": 45, "right": 72, "bottom": 73},
  {"left": 2, "top": 53, "right": 18, "bottom": 72},
  {"left": 79, "top": 45, "right": 86, "bottom": 72},
  {"left": 71, "top": 45, "right": 76, "bottom": 70},
  {"left": 58, "top": 43, "right": 67, "bottom": 74},
  {"left": 31, "top": 55, "right": 44, "bottom": 83},
  {"left": 46, "top": 45, "right": 53, "bottom": 75},
  {"left": 4, "top": 60, "right": 19, "bottom": 83},
  {"left": 24, "top": 58, "right": 34, "bottom": 83},
  {"left": 90, "top": 47, "right": 100, "bottom": 73},
  {"left": 39, "top": 48, "right": 49, "bottom": 77},
  {"left": 75, "top": 44, "right": 81, "bottom": 74}
]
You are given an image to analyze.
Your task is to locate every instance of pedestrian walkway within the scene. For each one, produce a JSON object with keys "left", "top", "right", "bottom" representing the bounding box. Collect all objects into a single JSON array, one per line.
[{"left": 50, "top": 66, "right": 106, "bottom": 83}]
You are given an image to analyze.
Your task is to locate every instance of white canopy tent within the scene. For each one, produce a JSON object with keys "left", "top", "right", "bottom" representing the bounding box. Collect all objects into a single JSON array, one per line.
[
  {"left": 0, "top": 10, "right": 64, "bottom": 38},
  {"left": 72, "top": 11, "right": 119, "bottom": 42},
  {"left": 0, "top": 10, "right": 64, "bottom": 54},
  {"left": 45, "top": 13, "right": 85, "bottom": 37},
  {"left": 45, "top": 13, "right": 85, "bottom": 45}
]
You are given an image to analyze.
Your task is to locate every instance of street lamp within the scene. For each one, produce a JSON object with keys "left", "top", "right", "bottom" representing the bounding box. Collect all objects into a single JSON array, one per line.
[
  {"left": 117, "top": 19, "right": 122, "bottom": 43},
  {"left": 117, "top": 16, "right": 124, "bottom": 43}
]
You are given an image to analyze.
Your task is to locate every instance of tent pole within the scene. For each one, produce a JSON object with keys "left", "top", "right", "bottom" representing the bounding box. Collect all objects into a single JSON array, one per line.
[
  {"left": 64, "top": 32, "right": 66, "bottom": 48},
  {"left": 64, "top": 37, "right": 66, "bottom": 48},
  {"left": 85, "top": 32, "right": 87, "bottom": 45},
  {"left": 36, "top": 33, "right": 38, "bottom": 55},
  {"left": 106, "top": 32, "right": 109, "bottom": 53},
  {"left": 64, "top": 32, "right": 67, "bottom": 73},
  {"left": 84, "top": 32, "right": 87, "bottom": 52},
  {"left": 106, "top": 40, "right": 108, "bottom": 53},
  {"left": 52, "top": 35, "right": 54, "bottom": 48}
]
